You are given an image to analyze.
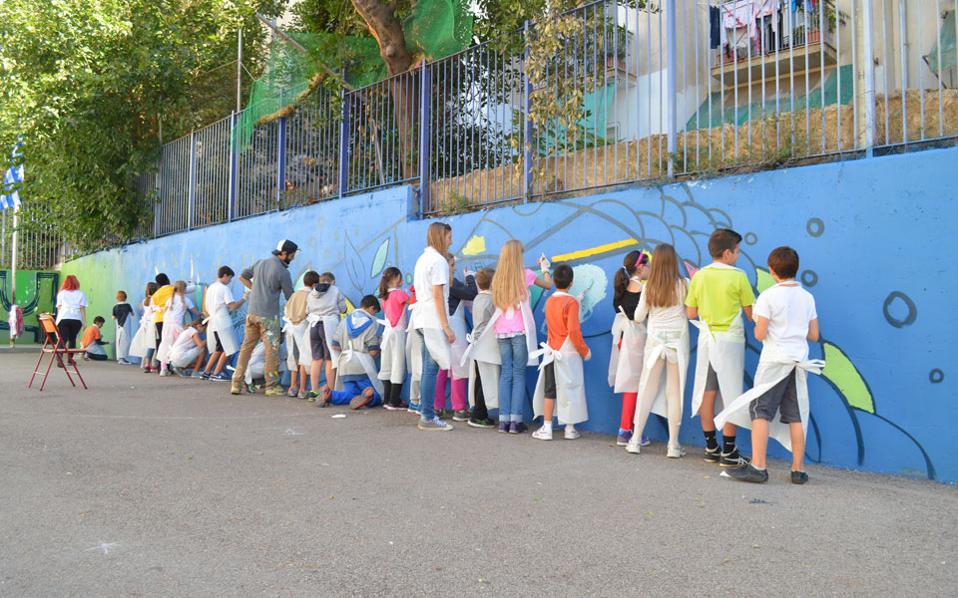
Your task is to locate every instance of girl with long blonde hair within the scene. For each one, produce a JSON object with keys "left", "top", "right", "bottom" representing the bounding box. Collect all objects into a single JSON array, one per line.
[
  {"left": 491, "top": 240, "right": 552, "bottom": 434},
  {"left": 626, "top": 243, "right": 691, "bottom": 458}
]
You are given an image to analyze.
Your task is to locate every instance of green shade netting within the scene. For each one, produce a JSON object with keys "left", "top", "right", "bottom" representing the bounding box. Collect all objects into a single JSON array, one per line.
[
  {"left": 925, "top": 10, "right": 956, "bottom": 74},
  {"left": 685, "top": 64, "right": 854, "bottom": 131},
  {"left": 537, "top": 83, "right": 617, "bottom": 154},
  {"left": 237, "top": 0, "right": 473, "bottom": 149}
]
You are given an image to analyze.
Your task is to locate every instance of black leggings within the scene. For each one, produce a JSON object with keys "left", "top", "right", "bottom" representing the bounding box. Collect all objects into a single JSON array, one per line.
[{"left": 58, "top": 319, "right": 82, "bottom": 349}]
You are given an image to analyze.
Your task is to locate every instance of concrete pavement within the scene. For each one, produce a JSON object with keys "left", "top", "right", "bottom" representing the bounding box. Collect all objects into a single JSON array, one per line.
[{"left": 1, "top": 352, "right": 956, "bottom": 597}]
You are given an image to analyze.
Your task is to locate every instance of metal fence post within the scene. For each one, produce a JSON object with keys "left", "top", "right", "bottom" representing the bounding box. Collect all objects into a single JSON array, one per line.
[
  {"left": 666, "top": 0, "right": 677, "bottom": 178},
  {"left": 187, "top": 130, "right": 196, "bottom": 230},
  {"left": 862, "top": 0, "right": 876, "bottom": 157},
  {"left": 276, "top": 116, "right": 286, "bottom": 210},
  {"left": 228, "top": 111, "right": 237, "bottom": 222},
  {"left": 418, "top": 61, "right": 431, "bottom": 217},
  {"left": 153, "top": 163, "right": 160, "bottom": 239},
  {"left": 338, "top": 89, "right": 350, "bottom": 199},
  {"left": 522, "top": 20, "right": 533, "bottom": 202}
]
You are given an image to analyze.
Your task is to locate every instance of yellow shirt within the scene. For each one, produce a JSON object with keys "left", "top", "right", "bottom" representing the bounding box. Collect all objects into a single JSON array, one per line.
[
  {"left": 151, "top": 285, "right": 174, "bottom": 323},
  {"left": 685, "top": 263, "right": 755, "bottom": 332}
]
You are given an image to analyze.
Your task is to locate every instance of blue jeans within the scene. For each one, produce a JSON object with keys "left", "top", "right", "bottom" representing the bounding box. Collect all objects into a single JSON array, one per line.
[
  {"left": 498, "top": 334, "right": 528, "bottom": 423},
  {"left": 418, "top": 330, "right": 440, "bottom": 421}
]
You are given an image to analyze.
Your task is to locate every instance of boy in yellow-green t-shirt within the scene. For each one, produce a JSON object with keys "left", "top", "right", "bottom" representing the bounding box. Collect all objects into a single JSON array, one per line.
[{"left": 685, "top": 229, "right": 755, "bottom": 468}]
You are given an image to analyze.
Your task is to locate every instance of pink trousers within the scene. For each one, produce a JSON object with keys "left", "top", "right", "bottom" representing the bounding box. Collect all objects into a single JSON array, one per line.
[{"left": 435, "top": 369, "right": 468, "bottom": 411}]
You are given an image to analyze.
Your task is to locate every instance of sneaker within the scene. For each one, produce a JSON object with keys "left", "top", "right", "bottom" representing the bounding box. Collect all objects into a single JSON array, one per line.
[
  {"left": 720, "top": 449, "right": 751, "bottom": 469},
  {"left": 191, "top": 370, "right": 207, "bottom": 380},
  {"left": 210, "top": 372, "right": 230, "bottom": 382},
  {"left": 383, "top": 403, "right": 406, "bottom": 411},
  {"left": 639, "top": 435, "right": 652, "bottom": 447},
  {"left": 418, "top": 417, "right": 453, "bottom": 432},
  {"left": 508, "top": 421, "right": 526, "bottom": 435},
  {"left": 286, "top": 387, "right": 298, "bottom": 398},
  {"left": 625, "top": 439, "right": 641, "bottom": 454},
  {"left": 452, "top": 410, "right": 470, "bottom": 422},
  {"left": 468, "top": 417, "right": 496, "bottom": 429},
  {"left": 704, "top": 445, "right": 722, "bottom": 463},
  {"left": 315, "top": 386, "right": 332, "bottom": 407},
  {"left": 532, "top": 426, "right": 553, "bottom": 441},
  {"left": 297, "top": 390, "right": 309, "bottom": 400},
  {"left": 667, "top": 444, "right": 686, "bottom": 459},
  {"left": 616, "top": 429, "right": 633, "bottom": 446},
  {"left": 564, "top": 426, "right": 581, "bottom": 440},
  {"left": 171, "top": 367, "right": 189, "bottom": 378},
  {"left": 230, "top": 384, "right": 242, "bottom": 396},
  {"left": 117, "top": 358, "right": 130, "bottom": 365},
  {"left": 434, "top": 409, "right": 448, "bottom": 420},
  {"left": 407, "top": 403, "right": 421, "bottom": 415},
  {"left": 158, "top": 369, "right": 171, "bottom": 377},
  {"left": 142, "top": 367, "right": 153, "bottom": 374},
  {"left": 350, "top": 388, "right": 375, "bottom": 410},
  {"left": 791, "top": 470, "right": 809, "bottom": 485},
  {"left": 245, "top": 382, "right": 258, "bottom": 394},
  {"left": 264, "top": 387, "right": 285, "bottom": 397},
  {"left": 722, "top": 464, "right": 769, "bottom": 483},
  {"left": 498, "top": 422, "right": 510, "bottom": 434},
  {"left": 306, "top": 391, "right": 318, "bottom": 403}
]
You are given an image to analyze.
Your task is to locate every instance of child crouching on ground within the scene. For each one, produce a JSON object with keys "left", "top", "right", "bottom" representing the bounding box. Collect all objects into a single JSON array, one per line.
[
  {"left": 718, "top": 246, "right": 822, "bottom": 485},
  {"left": 317, "top": 295, "right": 383, "bottom": 410},
  {"left": 532, "top": 264, "right": 591, "bottom": 440},
  {"left": 81, "top": 317, "right": 109, "bottom": 361},
  {"left": 169, "top": 319, "right": 208, "bottom": 376}
]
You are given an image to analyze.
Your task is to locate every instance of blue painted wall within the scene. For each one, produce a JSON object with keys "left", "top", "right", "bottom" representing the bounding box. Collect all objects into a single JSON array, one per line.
[{"left": 63, "top": 146, "right": 958, "bottom": 483}]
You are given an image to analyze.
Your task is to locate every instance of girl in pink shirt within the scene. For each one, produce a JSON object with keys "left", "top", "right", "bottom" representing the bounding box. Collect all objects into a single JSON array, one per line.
[{"left": 378, "top": 267, "right": 411, "bottom": 409}]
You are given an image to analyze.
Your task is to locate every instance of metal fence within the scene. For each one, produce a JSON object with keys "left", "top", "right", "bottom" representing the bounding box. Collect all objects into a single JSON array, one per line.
[
  {"left": 0, "top": 206, "right": 62, "bottom": 270},
  {"left": 130, "top": 0, "right": 958, "bottom": 231}
]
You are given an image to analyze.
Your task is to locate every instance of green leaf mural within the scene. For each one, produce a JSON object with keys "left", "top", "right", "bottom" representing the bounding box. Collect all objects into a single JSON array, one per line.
[
  {"left": 755, "top": 267, "right": 776, "bottom": 293},
  {"left": 370, "top": 239, "right": 389, "bottom": 279},
  {"left": 822, "top": 341, "right": 875, "bottom": 414}
]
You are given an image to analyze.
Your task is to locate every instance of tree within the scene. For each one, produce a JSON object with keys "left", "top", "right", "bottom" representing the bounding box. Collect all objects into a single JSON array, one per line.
[{"left": 0, "top": 0, "right": 283, "bottom": 252}]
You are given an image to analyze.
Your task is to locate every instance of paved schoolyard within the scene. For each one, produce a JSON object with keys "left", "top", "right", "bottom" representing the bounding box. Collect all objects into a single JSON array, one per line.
[{"left": 1, "top": 351, "right": 956, "bottom": 597}]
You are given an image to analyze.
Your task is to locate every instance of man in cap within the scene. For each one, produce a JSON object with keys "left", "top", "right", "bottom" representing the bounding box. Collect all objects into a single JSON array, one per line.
[{"left": 231, "top": 240, "right": 297, "bottom": 396}]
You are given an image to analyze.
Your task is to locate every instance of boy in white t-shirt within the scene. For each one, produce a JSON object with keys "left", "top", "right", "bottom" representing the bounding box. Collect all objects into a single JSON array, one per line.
[
  {"left": 170, "top": 319, "right": 208, "bottom": 377},
  {"left": 723, "top": 246, "right": 819, "bottom": 485}
]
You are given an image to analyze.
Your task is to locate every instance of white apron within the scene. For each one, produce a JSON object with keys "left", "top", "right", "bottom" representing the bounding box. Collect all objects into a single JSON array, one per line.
[
  {"left": 114, "top": 305, "right": 136, "bottom": 361},
  {"left": 447, "top": 302, "right": 470, "bottom": 379},
  {"left": 282, "top": 317, "right": 312, "bottom": 369},
  {"left": 531, "top": 336, "right": 589, "bottom": 425},
  {"left": 634, "top": 325, "right": 691, "bottom": 423},
  {"left": 245, "top": 342, "right": 266, "bottom": 385},
  {"left": 205, "top": 300, "right": 239, "bottom": 356},
  {"left": 155, "top": 295, "right": 186, "bottom": 364},
  {"left": 689, "top": 314, "right": 745, "bottom": 418},
  {"left": 463, "top": 310, "right": 502, "bottom": 410},
  {"left": 378, "top": 293, "right": 408, "bottom": 384},
  {"left": 129, "top": 303, "right": 156, "bottom": 358},
  {"left": 404, "top": 303, "right": 423, "bottom": 386},
  {"left": 714, "top": 342, "right": 824, "bottom": 453},
  {"left": 608, "top": 308, "right": 647, "bottom": 393},
  {"left": 169, "top": 344, "right": 203, "bottom": 368}
]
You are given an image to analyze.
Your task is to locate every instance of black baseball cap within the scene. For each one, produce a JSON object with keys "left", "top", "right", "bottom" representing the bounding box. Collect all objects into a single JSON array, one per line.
[{"left": 272, "top": 239, "right": 299, "bottom": 256}]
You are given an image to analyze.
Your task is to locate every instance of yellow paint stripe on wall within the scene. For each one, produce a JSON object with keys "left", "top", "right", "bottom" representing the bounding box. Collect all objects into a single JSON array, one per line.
[{"left": 551, "top": 239, "right": 638, "bottom": 263}]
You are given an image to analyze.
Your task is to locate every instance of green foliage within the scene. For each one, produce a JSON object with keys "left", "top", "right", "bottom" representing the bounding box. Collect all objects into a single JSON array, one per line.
[{"left": 0, "top": 0, "right": 282, "bottom": 252}]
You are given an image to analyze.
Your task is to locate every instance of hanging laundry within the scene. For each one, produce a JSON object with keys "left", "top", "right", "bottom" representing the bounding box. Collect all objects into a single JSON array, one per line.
[{"left": 710, "top": 6, "right": 722, "bottom": 49}]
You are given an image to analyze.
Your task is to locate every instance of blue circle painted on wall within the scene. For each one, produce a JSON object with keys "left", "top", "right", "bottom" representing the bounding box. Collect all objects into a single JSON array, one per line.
[
  {"left": 801, "top": 269, "right": 818, "bottom": 287},
  {"left": 883, "top": 291, "right": 917, "bottom": 328},
  {"left": 929, "top": 369, "right": 944, "bottom": 384},
  {"left": 807, "top": 217, "right": 825, "bottom": 237},
  {"left": 744, "top": 232, "right": 758, "bottom": 245}
]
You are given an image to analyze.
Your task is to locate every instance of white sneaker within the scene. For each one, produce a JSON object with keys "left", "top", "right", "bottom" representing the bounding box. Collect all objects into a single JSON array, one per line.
[
  {"left": 532, "top": 427, "right": 553, "bottom": 441},
  {"left": 564, "top": 426, "right": 580, "bottom": 440},
  {"left": 667, "top": 444, "right": 686, "bottom": 458},
  {"left": 625, "top": 440, "right": 641, "bottom": 454}
]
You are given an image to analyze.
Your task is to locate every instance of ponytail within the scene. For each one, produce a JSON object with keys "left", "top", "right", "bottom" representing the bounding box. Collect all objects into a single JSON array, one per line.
[
  {"left": 379, "top": 267, "right": 402, "bottom": 299},
  {"left": 613, "top": 250, "right": 641, "bottom": 304}
]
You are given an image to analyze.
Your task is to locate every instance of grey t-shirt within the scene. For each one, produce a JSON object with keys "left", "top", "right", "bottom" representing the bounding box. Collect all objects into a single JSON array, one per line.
[{"left": 242, "top": 255, "right": 294, "bottom": 318}]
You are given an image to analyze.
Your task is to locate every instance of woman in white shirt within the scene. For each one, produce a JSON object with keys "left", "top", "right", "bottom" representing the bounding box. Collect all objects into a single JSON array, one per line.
[
  {"left": 412, "top": 222, "right": 455, "bottom": 432},
  {"left": 56, "top": 275, "right": 88, "bottom": 356}
]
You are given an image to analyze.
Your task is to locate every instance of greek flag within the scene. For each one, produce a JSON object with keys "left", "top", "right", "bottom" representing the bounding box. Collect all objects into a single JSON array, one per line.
[{"left": 1, "top": 145, "right": 23, "bottom": 210}]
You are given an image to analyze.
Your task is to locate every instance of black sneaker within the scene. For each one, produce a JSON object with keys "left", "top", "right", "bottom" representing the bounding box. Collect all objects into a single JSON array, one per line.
[
  {"left": 791, "top": 470, "right": 809, "bottom": 485},
  {"left": 452, "top": 410, "right": 470, "bottom": 422},
  {"left": 704, "top": 445, "right": 722, "bottom": 463},
  {"left": 723, "top": 464, "right": 769, "bottom": 483},
  {"left": 720, "top": 449, "right": 751, "bottom": 468},
  {"left": 468, "top": 417, "right": 496, "bottom": 429}
]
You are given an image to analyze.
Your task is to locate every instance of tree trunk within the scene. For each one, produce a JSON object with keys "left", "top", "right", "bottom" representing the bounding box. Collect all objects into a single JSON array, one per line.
[{"left": 350, "top": 0, "right": 419, "bottom": 180}]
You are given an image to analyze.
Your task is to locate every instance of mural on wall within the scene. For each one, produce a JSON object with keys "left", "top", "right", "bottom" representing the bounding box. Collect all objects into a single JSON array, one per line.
[
  {"left": 60, "top": 147, "right": 956, "bottom": 482},
  {"left": 0, "top": 270, "right": 59, "bottom": 343}
]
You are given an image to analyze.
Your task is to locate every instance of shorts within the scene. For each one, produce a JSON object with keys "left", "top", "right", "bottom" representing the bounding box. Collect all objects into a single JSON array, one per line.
[
  {"left": 212, "top": 331, "right": 224, "bottom": 353},
  {"left": 542, "top": 362, "right": 557, "bottom": 399},
  {"left": 310, "top": 325, "right": 331, "bottom": 361},
  {"left": 705, "top": 364, "right": 720, "bottom": 392},
  {"left": 749, "top": 371, "right": 801, "bottom": 424}
]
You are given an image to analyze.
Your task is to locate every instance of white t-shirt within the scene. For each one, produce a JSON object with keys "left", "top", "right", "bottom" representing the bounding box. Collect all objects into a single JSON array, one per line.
[
  {"left": 753, "top": 283, "right": 818, "bottom": 361},
  {"left": 205, "top": 280, "right": 235, "bottom": 314},
  {"left": 412, "top": 246, "right": 450, "bottom": 330},
  {"left": 171, "top": 327, "right": 200, "bottom": 354},
  {"left": 56, "top": 290, "right": 88, "bottom": 323}
]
